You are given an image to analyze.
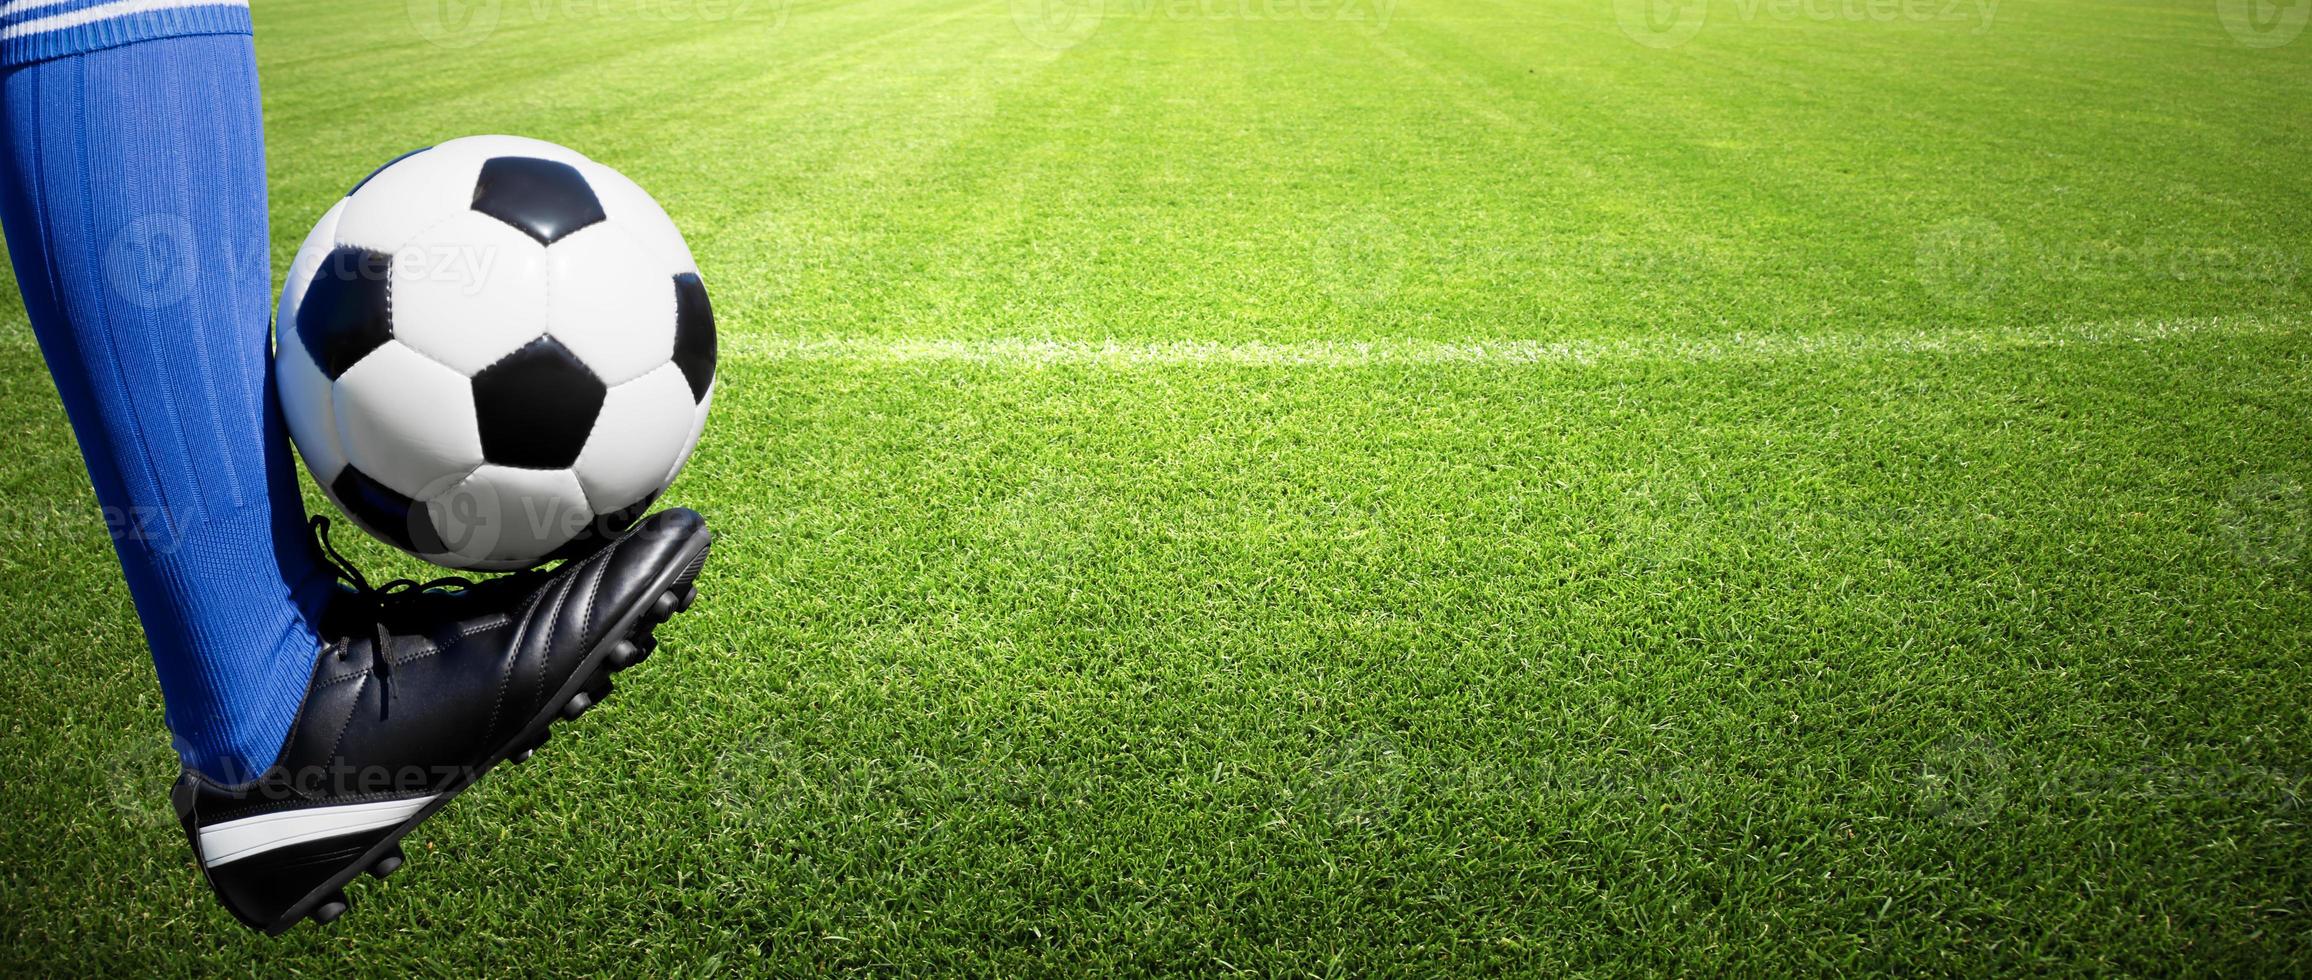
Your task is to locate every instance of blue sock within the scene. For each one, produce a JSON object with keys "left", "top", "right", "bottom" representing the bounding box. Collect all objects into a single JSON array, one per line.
[{"left": 0, "top": 16, "right": 331, "bottom": 783}]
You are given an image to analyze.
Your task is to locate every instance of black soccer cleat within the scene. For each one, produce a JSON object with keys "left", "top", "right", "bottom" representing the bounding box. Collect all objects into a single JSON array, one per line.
[{"left": 170, "top": 508, "right": 712, "bottom": 935}]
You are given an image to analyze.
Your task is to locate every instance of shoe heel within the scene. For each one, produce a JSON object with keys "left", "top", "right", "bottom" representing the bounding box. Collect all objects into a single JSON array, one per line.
[{"left": 200, "top": 827, "right": 397, "bottom": 934}]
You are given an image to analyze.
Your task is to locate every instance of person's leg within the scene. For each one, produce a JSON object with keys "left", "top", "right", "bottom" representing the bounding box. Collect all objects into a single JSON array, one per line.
[
  {"left": 0, "top": 6, "right": 723, "bottom": 935},
  {"left": 0, "top": 21, "right": 332, "bottom": 783}
]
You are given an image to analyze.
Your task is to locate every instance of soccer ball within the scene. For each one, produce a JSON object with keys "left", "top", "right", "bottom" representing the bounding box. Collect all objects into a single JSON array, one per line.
[{"left": 275, "top": 135, "right": 714, "bottom": 571}]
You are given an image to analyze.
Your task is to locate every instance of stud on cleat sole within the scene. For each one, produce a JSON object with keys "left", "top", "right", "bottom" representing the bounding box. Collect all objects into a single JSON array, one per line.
[
  {"left": 561, "top": 673, "right": 616, "bottom": 720},
  {"left": 311, "top": 894, "right": 350, "bottom": 925},
  {"left": 371, "top": 854, "right": 404, "bottom": 878},
  {"left": 674, "top": 584, "right": 698, "bottom": 612},
  {"left": 579, "top": 677, "right": 615, "bottom": 708},
  {"left": 649, "top": 590, "right": 680, "bottom": 621},
  {"left": 606, "top": 638, "right": 643, "bottom": 670}
]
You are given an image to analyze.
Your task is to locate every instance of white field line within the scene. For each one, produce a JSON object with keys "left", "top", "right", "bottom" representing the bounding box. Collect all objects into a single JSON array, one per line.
[{"left": 721, "top": 315, "right": 2305, "bottom": 368}]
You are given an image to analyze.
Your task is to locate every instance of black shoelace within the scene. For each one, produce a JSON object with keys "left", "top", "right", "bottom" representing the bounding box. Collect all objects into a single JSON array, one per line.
[{"left": 310, "top": 516, "right": 478, "bottom": 721}]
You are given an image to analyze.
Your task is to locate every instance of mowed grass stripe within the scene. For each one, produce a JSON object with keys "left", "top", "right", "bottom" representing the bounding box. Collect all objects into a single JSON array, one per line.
[{"left": 715, "top": 313, "right": 2306, "bottom": 365}]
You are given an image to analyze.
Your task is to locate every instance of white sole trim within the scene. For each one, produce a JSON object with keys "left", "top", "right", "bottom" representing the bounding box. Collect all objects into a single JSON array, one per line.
[{"left": 199, "top": 795, "right": 436, "bottom": 867}]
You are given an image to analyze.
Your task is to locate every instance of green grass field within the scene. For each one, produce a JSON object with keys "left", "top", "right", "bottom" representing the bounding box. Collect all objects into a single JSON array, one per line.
[{"left": 3, "top": 0, "right": 2310, "bottom": 972}]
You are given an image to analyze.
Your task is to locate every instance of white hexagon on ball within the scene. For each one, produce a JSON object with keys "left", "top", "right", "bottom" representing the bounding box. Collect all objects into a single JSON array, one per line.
[
  {"left": 574, "top": 363, "right": 698, "bottom": 516},
  {"left": 546, "top": 225, "right": 674, "bottom": 387},
  {"left": 332, "top": 341, "right": 486, "bottom": 500},
  {"left": 389, "top": 210, "right": 553, "bottom": 376},
  {"left": 428, "top": 465, "right": 596, "bottom": 571}
]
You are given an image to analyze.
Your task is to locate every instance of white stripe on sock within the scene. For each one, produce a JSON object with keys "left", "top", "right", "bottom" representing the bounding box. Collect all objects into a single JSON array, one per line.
[
  {"left": 0, "top": 0, "right": 247, "bottom": 40},
  {"left": 198, "top": 795, "right": 436, "bottom": 867},
  {"left": 0, "top": 0, "right": 89, "bottom": 21}
]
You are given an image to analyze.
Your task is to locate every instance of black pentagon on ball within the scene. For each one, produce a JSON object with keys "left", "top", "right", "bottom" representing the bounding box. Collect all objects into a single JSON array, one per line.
[
  {"left": 296, "top": 246, "right": 394, "bottom": 379},
  {"left": 331, "top": 465, "right": 448, "bottom": 555},
  {"left": 471, "top": 156, "right": 606, "bottom": 246},
  {"left": 471, "top": 335, "right": 607, "bottom": 469},
  {"left": 672, "top": 272, "right": 715, "bottom": 402},
  {"left": 347, "top": 145, "right": 431, "bottom": 196}
]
